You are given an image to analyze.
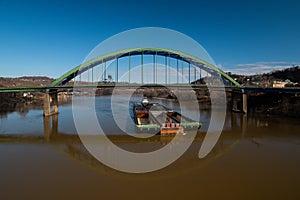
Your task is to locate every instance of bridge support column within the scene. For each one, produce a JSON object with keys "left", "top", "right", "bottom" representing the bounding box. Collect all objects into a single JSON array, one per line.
[
  {"left": 43, "top": 91, "right": 59, "bottom": 116},
  {"left": 43, "top": 93, "right": 51, "bottom": 116},
  {"left": 232, "top": 89, "right": 247, "bottom": 114},
  {"left": 51, "top": 92, "right": 58, "bottom": 114},
  {"left": 242, "top": 90, "right": 247, "bottom": 114}
]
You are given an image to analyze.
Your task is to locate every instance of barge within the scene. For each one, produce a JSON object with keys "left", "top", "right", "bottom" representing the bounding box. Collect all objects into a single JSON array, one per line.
[{"left": 133, "top": 98, "right": 201, "bottom": 135}]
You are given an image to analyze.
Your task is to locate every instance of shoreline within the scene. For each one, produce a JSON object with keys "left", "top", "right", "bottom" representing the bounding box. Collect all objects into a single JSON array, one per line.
[{"left": 1, "top": 90, "right": 299, "bottom": 118}]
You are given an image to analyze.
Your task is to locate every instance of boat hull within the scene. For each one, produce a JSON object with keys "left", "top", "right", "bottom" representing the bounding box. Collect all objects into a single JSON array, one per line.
[{"left": 133, "top": 102, "right": 201, "bottom": 135}]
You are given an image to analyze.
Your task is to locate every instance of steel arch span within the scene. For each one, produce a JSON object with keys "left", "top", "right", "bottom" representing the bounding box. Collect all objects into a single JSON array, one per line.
[{"left": 50, "top": 47, "right": 241, "bottom": 87}]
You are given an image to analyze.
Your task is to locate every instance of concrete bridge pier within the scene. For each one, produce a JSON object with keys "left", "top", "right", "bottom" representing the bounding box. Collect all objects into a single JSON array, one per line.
[
  {"left": 43, "top": 91, "right": 59, "bottom": 116},
  {"left": 232, "top": 89, "right": 247, "bottom": 114},
  {"left": 242, "top": 90, "right": 248, "bottom": 114}
]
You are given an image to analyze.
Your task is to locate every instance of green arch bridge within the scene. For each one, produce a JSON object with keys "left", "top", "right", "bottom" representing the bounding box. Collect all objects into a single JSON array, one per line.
[
  {"left": 1, "top": 47, "right": 299, "bottom": 115},
  {"left": 0, "top": 47, "right": 241, "bottom": 94}
]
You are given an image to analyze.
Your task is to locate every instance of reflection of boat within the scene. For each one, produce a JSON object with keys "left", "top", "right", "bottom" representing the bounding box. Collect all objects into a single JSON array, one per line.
[{"left": 133, "top": 98, "right": 201, "bottom": 135}]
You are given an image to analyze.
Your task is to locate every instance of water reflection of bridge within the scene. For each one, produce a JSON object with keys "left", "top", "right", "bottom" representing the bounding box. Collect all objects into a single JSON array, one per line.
[
  {"left": 3, "top": 112, "right": 297, "bottom": 176},
  {"left": 0, "top": 112, "right": 247, "bottom": 176},
  {"left": 0, "top": 112, "right": 247, "bottom": 142},
  {"left": 0, "top": 112, "right": 247, "bottom": 161}
]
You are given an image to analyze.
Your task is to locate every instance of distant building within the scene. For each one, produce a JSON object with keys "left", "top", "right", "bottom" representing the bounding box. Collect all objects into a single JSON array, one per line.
[
  {"left": 273, "top": 80, "right": 287, "bottom": 88},
  {"left": 249, "top": 76, "right": 261, "bottom": 86},
  {"left": 23, "top": 92, "right": 34, "bottom": 98}
]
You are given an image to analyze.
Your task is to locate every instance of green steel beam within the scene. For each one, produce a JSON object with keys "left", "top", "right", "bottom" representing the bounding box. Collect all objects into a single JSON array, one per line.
[
  {"left": 194, "top": 65, "right": 196, "bottom": 82},
  {"left": 153, "top": 54, "right": 155, "bottom": 83},
  {"left": 141, "top": 51, "right": 144, "bottom": 84},
  {"left": 181, "top": 58, "right": 184, "bottom": 83},
  {"left": 115, "top": 56, "right": 118, "bottom": 82},
  {"left": 0, "top": 87, "right": 47, "bottom": 93},
  {"left": 168, "top": 53, "right": 170, "bottom": 84},
  {"left": 188, "top": 63, "right": 191, "bottom": 83},
  {"left": 155, "top": 51, "right": 157, "bottom": 84},
  {"left": 128, "top": 53, "right": 131, "bottom": 83},
  {"left": 176, "top": 58, "right": 179, "bottom": 84},
  {"left": 165, "top": 55, "right": 167, "bottom": 84}
]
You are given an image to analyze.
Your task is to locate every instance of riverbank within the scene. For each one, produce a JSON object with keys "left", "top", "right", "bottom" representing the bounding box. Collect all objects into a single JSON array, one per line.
[
  {"left": 247, "top": 92, "right": 300, "bottom": 117},
  {"left": 0, "top": 92, "right": 44, "bottom": 118}
]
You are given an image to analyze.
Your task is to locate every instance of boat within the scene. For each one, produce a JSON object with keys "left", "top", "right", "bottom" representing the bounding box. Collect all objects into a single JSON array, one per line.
[{"left": 133, "top": 98, "right": 201, "bottom": 135}]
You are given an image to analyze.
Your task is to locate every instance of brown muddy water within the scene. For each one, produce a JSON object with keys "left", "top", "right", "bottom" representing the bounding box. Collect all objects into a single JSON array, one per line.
[{"left": 0, "top": 96, "right": 299, "bottom": 200}]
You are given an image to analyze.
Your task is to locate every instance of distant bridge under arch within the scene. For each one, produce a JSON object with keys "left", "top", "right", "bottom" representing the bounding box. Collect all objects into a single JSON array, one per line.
[{"left": 50, "top": 47, "right": 241, "bottom": 87}]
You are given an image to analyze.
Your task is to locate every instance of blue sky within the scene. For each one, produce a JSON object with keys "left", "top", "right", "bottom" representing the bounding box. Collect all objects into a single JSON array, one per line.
[{"left": 0, "top": 0, "right": 299, "bottom": 77}]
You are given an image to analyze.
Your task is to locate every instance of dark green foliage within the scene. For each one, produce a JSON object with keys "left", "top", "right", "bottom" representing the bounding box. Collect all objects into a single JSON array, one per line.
[{"left": 269, "top": 66, "right": 300, "bottom": 83}]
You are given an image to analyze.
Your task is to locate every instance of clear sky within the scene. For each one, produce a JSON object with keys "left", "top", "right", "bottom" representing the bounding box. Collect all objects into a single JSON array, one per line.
[{"left": 0, "top": 0, "right": 299, "bottom": 77}]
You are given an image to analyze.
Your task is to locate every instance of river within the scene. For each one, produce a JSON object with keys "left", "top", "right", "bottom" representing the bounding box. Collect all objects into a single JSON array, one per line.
[{"left": 0, "top": 96, "right": 299, "bottom": 199}]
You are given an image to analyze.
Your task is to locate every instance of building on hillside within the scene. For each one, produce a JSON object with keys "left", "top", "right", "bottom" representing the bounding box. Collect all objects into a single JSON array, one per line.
[{"left": 272, "top": 80, "right": 294, "bottom": 88}]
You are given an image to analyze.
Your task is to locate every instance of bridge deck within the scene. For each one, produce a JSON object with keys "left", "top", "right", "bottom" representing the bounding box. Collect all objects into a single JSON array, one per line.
[{"left": 0, "top": 84, "right": 299, "bottom": 93}]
